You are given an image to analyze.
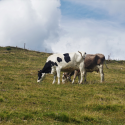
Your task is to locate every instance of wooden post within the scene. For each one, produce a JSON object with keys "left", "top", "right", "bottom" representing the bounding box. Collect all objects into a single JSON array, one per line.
[{"left": 24, "top": 43, "right": 26, "bottom": 49}]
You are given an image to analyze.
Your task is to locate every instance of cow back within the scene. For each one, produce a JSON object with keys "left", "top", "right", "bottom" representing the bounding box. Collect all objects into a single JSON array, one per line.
[
  {"left": 84, "top": 54, "right": 97, "bottom": 69},
  {"left": 96, "top": 54, "right": 105, "bottom": 65},
  {"left": 85, "top": 54, "right": 105, "bottom": 69}
]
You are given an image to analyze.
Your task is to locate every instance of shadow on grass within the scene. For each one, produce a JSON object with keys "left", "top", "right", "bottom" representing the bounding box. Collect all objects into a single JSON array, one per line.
[
  {"left": 43, "top": 112, "right": 81, "bottom": 124},
  {"left": 0, "top": 111, "right": 33, "bottom": 121},
  {"left": 89, "top": 104, "right": 124, "bottom": 112}
]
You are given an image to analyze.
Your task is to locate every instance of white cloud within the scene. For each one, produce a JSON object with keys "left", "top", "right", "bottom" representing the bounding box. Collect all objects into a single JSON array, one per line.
[
  {"left": 0, "top": 0, "right": 61, "bottom": 52},
  {"left": 50, "top": 19, "right": 125, "bottom": 60}
]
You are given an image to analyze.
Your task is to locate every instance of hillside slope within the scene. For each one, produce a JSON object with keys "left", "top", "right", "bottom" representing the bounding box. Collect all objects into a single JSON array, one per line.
[{"left": 0, "top": 46, "right": 125, "bottom": 125}]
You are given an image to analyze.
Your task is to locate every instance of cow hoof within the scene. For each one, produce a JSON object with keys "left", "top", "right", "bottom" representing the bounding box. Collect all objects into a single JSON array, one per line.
[{"left": 79, "top": 82, "right": 83, "bottom": 84}]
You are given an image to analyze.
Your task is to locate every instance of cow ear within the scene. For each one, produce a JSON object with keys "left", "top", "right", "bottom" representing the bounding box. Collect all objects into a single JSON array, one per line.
[
  {"left": 38, "top": 70, "right": 41, "bottom": 73},
  {"left": 78, "top": 51, "right": 82, "bottom": 57},
  {"left": 78, "top": 51, "right": 86, "bottom": 59}
]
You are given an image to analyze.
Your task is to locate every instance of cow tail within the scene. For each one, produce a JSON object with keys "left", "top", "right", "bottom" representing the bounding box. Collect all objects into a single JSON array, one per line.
[{"left": 105, "top": 61, "right": 108, "bottom": 69}]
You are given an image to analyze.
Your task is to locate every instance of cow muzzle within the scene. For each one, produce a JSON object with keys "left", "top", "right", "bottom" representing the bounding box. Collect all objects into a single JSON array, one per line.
[
  {"left": 37, "top": 79, "right": 41, "bottom": 83},
  {"left": 62, "top": 78, "right": 66, "bottom": 84}
]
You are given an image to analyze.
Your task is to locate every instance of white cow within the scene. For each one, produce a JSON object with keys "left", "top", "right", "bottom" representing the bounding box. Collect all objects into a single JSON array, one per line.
[{"left": 37, "top": 51, "right": 86, "bottom": 84}]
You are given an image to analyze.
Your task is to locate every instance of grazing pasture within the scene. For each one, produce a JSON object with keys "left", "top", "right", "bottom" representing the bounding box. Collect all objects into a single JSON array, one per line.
[{"left": 0, "top": 46, "right": 125, "bottom": 125}]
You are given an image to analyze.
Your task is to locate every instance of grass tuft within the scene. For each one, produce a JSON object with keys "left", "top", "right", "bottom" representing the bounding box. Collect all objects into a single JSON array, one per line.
[
  {"left": 83, "top": 115, "right": 97, "bottom": 122},
  {"left": 92, "top": 104, "right": 123, "bottom": 112},
  {"left": 44, "top": 112, "right": 81, "bottom": 123},
  {"left": 0, "top": 97, "right": 4, "bottom": 102}
]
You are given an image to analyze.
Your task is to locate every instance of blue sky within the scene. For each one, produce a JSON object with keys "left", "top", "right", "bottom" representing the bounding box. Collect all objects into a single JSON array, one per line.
[
  {"left": 60, "top": 0, "right": 109, "bottom": 20},
  {"left": 0, "top": 0, "right": 125, "bottom": 60}
]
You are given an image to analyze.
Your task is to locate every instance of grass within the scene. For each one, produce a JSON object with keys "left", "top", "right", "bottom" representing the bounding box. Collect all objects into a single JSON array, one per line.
[{"left": 0, "top": 46, "right": 125, "bottom": 124}]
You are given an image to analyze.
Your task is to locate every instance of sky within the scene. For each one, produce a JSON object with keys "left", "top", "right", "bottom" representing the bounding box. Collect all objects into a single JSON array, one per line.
[{"left": 0, "top": 0, "right": 125, "bottom": 60}]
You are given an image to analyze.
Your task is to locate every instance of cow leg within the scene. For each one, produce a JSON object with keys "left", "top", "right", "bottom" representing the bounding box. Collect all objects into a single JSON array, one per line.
[
  {"left": 98, "top": 65, "right": 104, "bottom": 82},
  {"left": 72, "top": 70, "right": 78, "bottom": 84},
  {"left": 80, "top": 73, "right": 83, "bottom": 84},
  {"left": 79, "top": 62, "right": 86, "bottom": 84},
  {"left": 78, "top": 74, "right": 81, "bottom": 84},
  {"left": 79, "top": 69, "right": 86, "bottom": 84},
  {"left": 72, "top": 76, "right": 76, "bottom": 84},
  {"left": 52, "top": 75, "right": 57, "bottom": 84},
  {"left": 80, "top": 70, "right": 86, "bottom": 84},
  {"left": 56, "top": 68, "right": 61, "bottom": 84},
  {"left": 67, "top": 76, "right": 72, "bottom": 82},
  {"left": 72, "top": 77, "right": 76, "bottom": 84},
  {"left": 83, "top": 72, "right": 87, "bottom": 83}
]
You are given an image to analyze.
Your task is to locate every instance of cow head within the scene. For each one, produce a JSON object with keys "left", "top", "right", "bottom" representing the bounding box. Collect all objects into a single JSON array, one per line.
[
  {"left": 62, "top": 73, "right": 72, "bottom": 84},
  {"left": 62, "top": 73, "right": 67, "bottom": 83},
  {"left": 78, "top": 51, "right": 86, "bottom": 59},
  {"left": 37, "top": 70, "right": 46, "bottom": 83}
]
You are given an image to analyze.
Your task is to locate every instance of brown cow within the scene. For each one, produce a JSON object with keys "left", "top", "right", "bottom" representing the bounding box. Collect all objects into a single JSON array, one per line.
[{"left": 62, "top": 54, "right": 108, "bottom": 84}]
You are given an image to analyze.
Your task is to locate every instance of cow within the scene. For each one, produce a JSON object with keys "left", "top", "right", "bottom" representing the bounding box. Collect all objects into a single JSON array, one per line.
[
  {"left": 37, "top": 51, "right": 86, "bottom": 84},
  {"left": 62, "top": 54, "right": 108, "bottom": 84},
  {"left": 62, "top": 72, "right": 74, "bottom": 83},
  {"left": 62, "top": 70, "right": 80, "bottom": 84}
]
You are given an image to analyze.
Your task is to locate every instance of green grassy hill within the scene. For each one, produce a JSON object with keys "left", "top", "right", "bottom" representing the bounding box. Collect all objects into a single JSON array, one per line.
[{"left": 0, "top": 46, "right": 125, "bottom": 125}]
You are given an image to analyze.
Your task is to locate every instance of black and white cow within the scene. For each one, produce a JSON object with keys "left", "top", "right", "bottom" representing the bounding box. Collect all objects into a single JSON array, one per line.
[{"left": 37, "top": 51, "right": 86, "bottom": 84}]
